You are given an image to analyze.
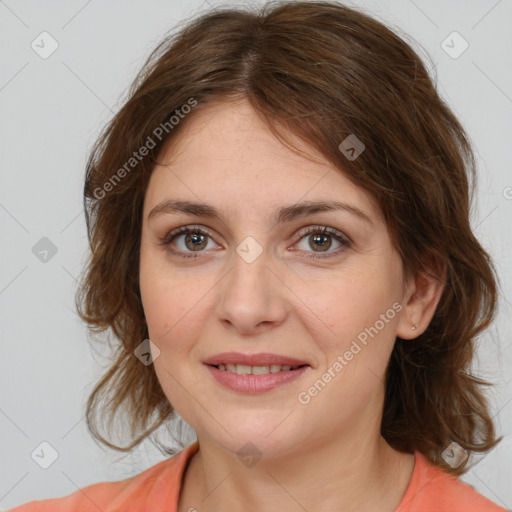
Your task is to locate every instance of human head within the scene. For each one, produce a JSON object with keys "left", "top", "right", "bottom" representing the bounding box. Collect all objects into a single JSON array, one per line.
[{"left": 77, "top": 0, "right": 501, "bottom": 475}]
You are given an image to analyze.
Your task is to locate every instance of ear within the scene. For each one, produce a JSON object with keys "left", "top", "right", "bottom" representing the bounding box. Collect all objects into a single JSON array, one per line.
[{"left": 396, "top": 258, "right": 446, "bottom": 340}]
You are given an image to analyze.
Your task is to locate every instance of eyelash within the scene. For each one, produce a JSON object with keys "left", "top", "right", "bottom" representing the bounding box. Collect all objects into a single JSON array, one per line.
[{"left": 159, "top": 225, "right": 351, "bottom": 261}]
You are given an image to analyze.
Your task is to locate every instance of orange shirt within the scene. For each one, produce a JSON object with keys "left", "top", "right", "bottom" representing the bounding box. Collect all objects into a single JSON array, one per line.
[{"left": 8, "top": 441, "right": 507, "bottom": 512}]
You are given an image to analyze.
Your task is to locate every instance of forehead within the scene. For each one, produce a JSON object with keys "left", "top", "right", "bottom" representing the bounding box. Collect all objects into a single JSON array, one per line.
[
  {"left": 143, "top": 99, "right": 382, "bottom": 224},
  {"left": 159, "top": 98, "right": 325, "bottom": 171}
]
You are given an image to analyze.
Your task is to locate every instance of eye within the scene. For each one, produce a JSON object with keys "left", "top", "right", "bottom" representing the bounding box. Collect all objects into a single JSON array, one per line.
[
  {"left": 293, "top": 225, "right": 351, "bottom": 260},
  {"left": 159, "top": 224, "right": 351, "bottom": 260},
  {"left": 159, "top": 225, "right": 219, "bottom": 259}
]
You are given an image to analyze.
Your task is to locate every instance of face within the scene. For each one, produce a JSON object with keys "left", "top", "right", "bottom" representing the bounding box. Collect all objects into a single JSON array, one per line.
[{"left": 139, "top": 98, "right": 414, "bottom": 458}]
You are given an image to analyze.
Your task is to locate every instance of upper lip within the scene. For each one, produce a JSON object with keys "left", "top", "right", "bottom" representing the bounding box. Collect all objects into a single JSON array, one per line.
[{"left": 203, "top": 352, "right": 310, "bottom": 367}]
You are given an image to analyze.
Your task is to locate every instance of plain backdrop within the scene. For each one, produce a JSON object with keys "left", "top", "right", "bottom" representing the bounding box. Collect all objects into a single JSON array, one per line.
[{"left": 1, "top": 0, "right": 511, "bottom": 509}]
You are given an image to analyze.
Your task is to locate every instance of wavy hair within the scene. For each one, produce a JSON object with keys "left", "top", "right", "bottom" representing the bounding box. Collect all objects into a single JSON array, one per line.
[{"left": 76, "top": 0, "right": 502, "bottom": 475}]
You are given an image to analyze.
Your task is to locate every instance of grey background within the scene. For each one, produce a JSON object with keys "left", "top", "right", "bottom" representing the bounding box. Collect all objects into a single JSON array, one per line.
[{"left": 1, "top": 0, "right": 511, "bottom": 509}]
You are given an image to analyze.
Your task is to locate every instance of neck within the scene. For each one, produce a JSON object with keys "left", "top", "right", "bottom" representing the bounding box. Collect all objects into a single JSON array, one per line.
[{"left": 178, "top": 420, "right": 415, "bottom": 512}]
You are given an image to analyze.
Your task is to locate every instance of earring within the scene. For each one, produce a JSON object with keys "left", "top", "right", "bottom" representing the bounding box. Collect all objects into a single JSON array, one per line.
[{"left": 411, "top": 325, "right": 417, "bottom": 330}]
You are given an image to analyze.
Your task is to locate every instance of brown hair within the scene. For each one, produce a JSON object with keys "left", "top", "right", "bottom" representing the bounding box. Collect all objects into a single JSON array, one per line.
[{"left": 76, "top": 0, "right": 502, "bottom": 475}]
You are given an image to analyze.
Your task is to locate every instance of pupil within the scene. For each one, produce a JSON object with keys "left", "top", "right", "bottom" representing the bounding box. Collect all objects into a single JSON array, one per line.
[
  {"left": 312, "top": 233, "right": 331, "bottom": 252},
  {"left": 186, "top": 233, "right": 206, "bottom": 251}
]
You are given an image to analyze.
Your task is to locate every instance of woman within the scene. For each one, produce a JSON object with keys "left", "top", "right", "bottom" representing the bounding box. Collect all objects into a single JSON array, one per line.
[{"left": 10, "top": 1, "right": 507, "bottom": 511}]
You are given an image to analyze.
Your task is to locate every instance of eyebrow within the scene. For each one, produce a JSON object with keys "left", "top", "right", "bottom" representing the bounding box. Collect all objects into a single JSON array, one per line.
[{"left": 148, "top": 199, "right": 374, "bottom": 226}]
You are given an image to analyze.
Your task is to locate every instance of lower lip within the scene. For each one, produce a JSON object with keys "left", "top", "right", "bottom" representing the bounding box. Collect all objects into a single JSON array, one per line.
[{"left": 205, "top": 364, "right": 310, "bottom": 394}]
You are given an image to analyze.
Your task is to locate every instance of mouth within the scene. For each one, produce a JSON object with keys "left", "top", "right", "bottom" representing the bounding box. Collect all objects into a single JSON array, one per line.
[
  {"left": 202, "top": 352, "right": 312, "bottom": 394},
  {"left": 202, "top": 352, "right": 311, "bottom": 370},
  {"left": 206, "top": 363, "right": 308, "bottom": 375}
]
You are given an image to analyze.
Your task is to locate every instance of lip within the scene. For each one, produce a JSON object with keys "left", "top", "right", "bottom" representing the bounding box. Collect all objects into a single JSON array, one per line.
[
  {"left": 202, "top": 352, "right": 310, "bottom": 367},
  {"left": 205, "top": 364, "right": 310, "bottom": 394}
]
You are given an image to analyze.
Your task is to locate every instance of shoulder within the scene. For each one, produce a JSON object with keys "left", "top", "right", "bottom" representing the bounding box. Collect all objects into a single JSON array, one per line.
[
  {"left": 6, "top": 459, "right": 171, "bottom": 512},
  {"left": 398, "top": 451, "right": 508, "bottom": 512},
  {"left": 7, "top": 442, "right": 199, "bottom": 512}
]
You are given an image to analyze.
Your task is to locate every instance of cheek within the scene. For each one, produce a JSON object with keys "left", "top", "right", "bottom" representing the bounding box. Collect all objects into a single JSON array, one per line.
[
  {"left": 139, "top": 250, "right": 208, "bottom": 342},
  {"left": 301, "top": 271, "right": 401, "bottom": 404},
  {"left": 304, "top": 267, "right": 399, "bottom": 345},
  {"left": 141, "top": 283, "right": 201, "bottom": 345}
]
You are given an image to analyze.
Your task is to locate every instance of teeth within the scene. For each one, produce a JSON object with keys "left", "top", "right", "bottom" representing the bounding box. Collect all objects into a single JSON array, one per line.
[
  {"left": 236, "top": 364, "right": 252, "bottom": 375},
  {"left": 215, "top": 364, "right": 301, "bottom": 374},
  {"left": 252, "top": 365, "right": 270, "bottom": 375}
]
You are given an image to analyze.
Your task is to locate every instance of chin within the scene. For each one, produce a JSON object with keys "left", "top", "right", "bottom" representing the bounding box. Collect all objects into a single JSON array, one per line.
[
  {"left": 210, "top": 432, "right": 295, "bottom": 461},
  {"left": 193, "top": 412, "right": 310, "bottom": 461}
]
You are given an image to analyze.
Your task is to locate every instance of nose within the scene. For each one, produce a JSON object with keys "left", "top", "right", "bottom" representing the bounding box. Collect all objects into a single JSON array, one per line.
[{"left": 216, "top": 242, "right": 289, "bottom": 335}]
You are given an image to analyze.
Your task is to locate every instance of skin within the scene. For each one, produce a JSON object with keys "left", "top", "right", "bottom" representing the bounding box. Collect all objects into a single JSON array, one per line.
[{"left": 139, "top": 97, "right": 445, "bottom": 512}]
